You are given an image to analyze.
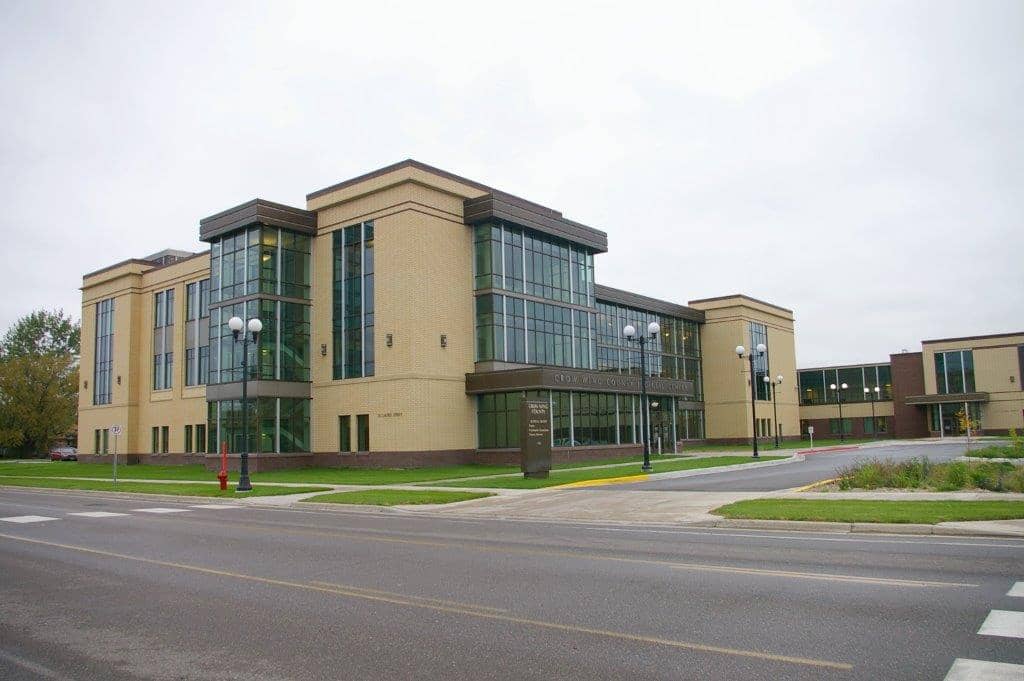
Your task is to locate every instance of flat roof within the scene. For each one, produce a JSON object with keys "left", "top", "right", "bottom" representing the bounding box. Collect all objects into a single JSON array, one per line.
[
  {"left": 595, "top": 284, "right": 704, "bottom": 322},
  {"left": 798, "top": 362, "right": 891, "bottom": 372},
  {"left": 921, "top": 331, "right": 1024, "bottom": 345},
  {"left": 306, "top": 159, "right": 609, "bottom": 252},
  {"left": 687, "top": 293, "right": 793, "bottom": 314}
]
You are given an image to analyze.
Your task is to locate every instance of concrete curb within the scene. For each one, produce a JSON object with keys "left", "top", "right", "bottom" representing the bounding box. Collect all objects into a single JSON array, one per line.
[{"left": 690, "top": 518, "right": 1024, "bottom": 538}]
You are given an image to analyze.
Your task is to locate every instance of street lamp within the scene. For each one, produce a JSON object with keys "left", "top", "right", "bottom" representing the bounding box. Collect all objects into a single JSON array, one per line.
[
  {"left": 228, "top": 315, "right": 263, "bottom": 492},
  {"left": 624, "top": 321, "right": 660, "bottom": 472},
  {"left": 763, "top": 373, "right": 784, "bottom": 448},
  {"left": 864, "top": 385, "right": 881, "bottom": 439},
  {"left": 736, "top": 343, "right": 767, "bottom": 458},
  {"left": 829, "top": 382, "right": 849, "bottom": 442}
]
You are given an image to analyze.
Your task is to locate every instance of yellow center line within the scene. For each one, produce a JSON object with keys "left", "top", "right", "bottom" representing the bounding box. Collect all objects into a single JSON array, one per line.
[
  {"left": 0, "top": 532, "right": 852, "bottom": 671},
  {"left": 556, "top": 474, "right": 650, "bottom": 488},
  {"left": 154, "top": 516, "right": 977, "bottom": 589},
  {"left": 309, "top": 580, "right": 508, "bottom": 613}
]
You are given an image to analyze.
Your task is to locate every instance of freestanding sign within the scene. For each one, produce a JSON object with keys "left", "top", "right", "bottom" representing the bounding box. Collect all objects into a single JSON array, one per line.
[
  {"left": 519, "top": 400, "right": 552, "bottom": 479},
  {"left": 110, "top": 424, "right": 122, "bottom": 484}
]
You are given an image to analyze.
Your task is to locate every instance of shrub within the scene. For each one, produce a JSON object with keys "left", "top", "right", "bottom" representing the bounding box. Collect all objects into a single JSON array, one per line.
[{"left": 834, "top": 457, "right": 1022, "bottom": 492}]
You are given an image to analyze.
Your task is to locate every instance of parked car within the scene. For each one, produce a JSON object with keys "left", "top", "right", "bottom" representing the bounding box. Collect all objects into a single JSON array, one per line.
[{"left": 49, "top": 447, "right": 77, "bottom": 461}]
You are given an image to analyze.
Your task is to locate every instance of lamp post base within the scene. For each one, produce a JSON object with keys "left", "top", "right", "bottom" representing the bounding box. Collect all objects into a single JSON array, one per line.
[
  {"left": 641, "top": 464, "right": 653, "bottom": 473},
  {"left": 236, "top": 477, "right": 253, "bottom": 492}
]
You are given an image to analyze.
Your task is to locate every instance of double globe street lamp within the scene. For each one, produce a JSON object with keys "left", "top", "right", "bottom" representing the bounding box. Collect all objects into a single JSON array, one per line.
[
  {"left": 228, "top": 315, "right": 263, "bottom": 492},
  {"left": 762, "top": 373, "right": 784, "bottom": 448},
  {"left": 829, "top": 381, "right": 849, "bottom": 443},
  {"left": 735, "top": 343, "right": 767, "bottom": 458},
  {"left": 624, "top": 321, "right": 660, "bottom": 473},
  {"left": 864, "top": 385, "right": 881, "bottom": 439}
]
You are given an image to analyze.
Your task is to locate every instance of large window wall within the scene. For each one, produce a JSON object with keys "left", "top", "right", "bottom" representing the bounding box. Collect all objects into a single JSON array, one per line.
[
  {"left": 475, "top": 294, "right": 596, "bottom": 368},
  {"left": 798, "top": 364, "right": 893, "bottom": 406},
  {"left": 934, "top": 350, "right": 975, "bottom": 394},
  {"left": 209, "top": 299, "right": 310, "bottom": 383},
  {"left": 93, "top": 298, "right": 114, "bottom": 405},
  {"left": 474, "top": 223, "right": 595, "bottom": 306},
  {"left": 209, "top": 226, "right": 311, "bottom": 304},
  {"left": 477, "top": 390, "right": 704, "bottom": 450},
  {"left": 749, "top": 322, "right": 770, "bottom": 400},
  {"left": 332, "top": 221, "right": 375, "bottom": 379},
  {"left": 207, "top": 397, "right": 310, "bottom": 454},
  {"left": 595, "top": 302, "right": 702, "bottom": 397},
  {"left": 185, "top": 279, "right": 210, "bottom": 386},
  {"left": 207, "top": 226, "right": 311, "bottom": 386}
]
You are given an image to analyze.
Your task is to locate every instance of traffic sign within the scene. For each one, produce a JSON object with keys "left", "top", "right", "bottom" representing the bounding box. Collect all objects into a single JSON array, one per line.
[{"left": 111, "top": 425, "right": 122, "bottom": 436}]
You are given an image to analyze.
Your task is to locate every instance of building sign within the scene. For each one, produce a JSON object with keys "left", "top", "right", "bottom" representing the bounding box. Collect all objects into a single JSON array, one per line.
[{"left": 519, "top": 400, "right": 552, "bottom": 479}]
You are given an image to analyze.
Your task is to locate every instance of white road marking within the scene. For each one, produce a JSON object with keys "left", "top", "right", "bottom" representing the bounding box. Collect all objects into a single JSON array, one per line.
[
  {"left": 132, "top": 507, "right": 190, "bottom": 514},
  {"left": 0, "top": 515, "right": 58, "bottom": 524},
  {"left": 1008, "top": 582, "right": 1024, "bottom": 598},
  {"left": 944, "top": 658, "right": 1024, "bottom": 680},
  {"left": 67, "top": 511, "right": 130, "bottom": 518},
  {"left": 978, "top": 610, "right": 1024, "bottom": 639},
  {"left": 188, "top": 504, "right": 241, "bottom": 510}
]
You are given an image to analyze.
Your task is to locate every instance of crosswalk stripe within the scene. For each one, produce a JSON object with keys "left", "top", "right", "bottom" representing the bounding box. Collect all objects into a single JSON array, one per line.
[
  {"left": 188, "top": 504, "right": 242, "bottom": 510},
  {"left": 68, "top": 512, "right": 130, "bottom": 518},
  {"left": 944, "top": 658, "right": 1024, "bottom": 680},
  {"left": 132, "top": 508, "right": 190, "bottom": 514},
  {"left": 978, "top": 610, "right": 1024, "bottom": 640},
  {"left": 1008, "top": 582, "right": 1024, "bottom": 598},
  {"left": 0, "top": 515, "right": 58, "bottom": 524}
]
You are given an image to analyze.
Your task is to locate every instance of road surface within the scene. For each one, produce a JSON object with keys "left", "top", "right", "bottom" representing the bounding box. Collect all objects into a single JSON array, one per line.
[{"left": 2, "top": 486, "right": 1023, "bottom": 680}]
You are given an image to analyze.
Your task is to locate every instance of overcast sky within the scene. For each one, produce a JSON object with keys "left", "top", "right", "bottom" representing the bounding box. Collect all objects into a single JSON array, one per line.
[{"left": 1, "top": 1, "right": 1020, "bottom": 367}]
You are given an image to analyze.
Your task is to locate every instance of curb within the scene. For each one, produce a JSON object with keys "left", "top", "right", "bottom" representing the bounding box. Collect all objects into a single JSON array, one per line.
[{"left": 690, "top": 518, "right": 1024, "bottom": 538}]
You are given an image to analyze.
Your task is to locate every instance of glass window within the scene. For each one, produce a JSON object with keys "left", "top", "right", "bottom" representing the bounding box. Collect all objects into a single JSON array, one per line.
[
  {"left": 184, "top": 425, "right": 193, "bottom": 453},
  {"left": 333, "top": 222, "right": 374, "bottom": 379},
  {"left": 93, "top": 298, "right": 115, "bottom": 404},
  {"left": 161, "top": 426, "right": 169, "bottom": 453},
  {"left": 196, "top": 424, "right": 206, "bottom": 453},
  {"left": 151, "top": 426, "right": 159, "bottom": 454},
  {"left": 357, "top": 414, "right": 369, "bottom": 451},
  {"left": 339, "top": 415, "right": 351, "bottom": 452}
]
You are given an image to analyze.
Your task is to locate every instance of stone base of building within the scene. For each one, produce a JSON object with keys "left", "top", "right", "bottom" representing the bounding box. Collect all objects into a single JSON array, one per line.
[
  {"left": 78, "top": 453, "right": 208, "bottom": 466},
  {"left": 703, "top": 436, "right": 805, "bottom": 446}
]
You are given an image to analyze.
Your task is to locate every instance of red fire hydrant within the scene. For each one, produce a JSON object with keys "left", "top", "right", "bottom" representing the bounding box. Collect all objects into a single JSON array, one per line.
[{"left": 218, "top": 441, "right": 229, "bottom": 490}]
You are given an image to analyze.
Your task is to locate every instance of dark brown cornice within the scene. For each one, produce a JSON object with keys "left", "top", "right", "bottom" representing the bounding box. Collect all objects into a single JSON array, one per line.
[
  {"left": 199, "top": 199, "right": 316, "bottom": 242},
  {"left": 595, "top": 285, "right": 704, "bottom": 322}
]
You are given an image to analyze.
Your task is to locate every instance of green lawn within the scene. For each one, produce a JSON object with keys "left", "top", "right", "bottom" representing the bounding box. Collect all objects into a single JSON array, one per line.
[
  {"left": 302, "top": 489, "right": 493, "bottom": 506},
  {"left": 0, "top": 476, "right": 330, "bottom": 497},
  {"left": 435, "top": 456, "right": 783, "bottom": 489},
  {"left": 0, "top": 454, "right": 690, "bottom": 487},
  {"left": 713, "top": 498, "right": 1024, "bottom": 524}
]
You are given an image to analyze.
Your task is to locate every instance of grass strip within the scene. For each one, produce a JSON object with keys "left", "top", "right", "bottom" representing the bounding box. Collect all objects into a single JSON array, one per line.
[
  {"left": 966, "top": 445, "right": 1024, "bottom": 459},
  {"left": 0, "top": 477, "right": 330, "bottom": 497},
  {"left": 0, "top": 454, "right": 689, "bottom": 486},
  {"left": 435, "top": 456, "right": 783, "bottom": 489},
  {"left": 713, "top": 498, "right": 1024, "bottom": 524},
  {"left": 302, "top": 489, "right": 493, "bottom": 506}
]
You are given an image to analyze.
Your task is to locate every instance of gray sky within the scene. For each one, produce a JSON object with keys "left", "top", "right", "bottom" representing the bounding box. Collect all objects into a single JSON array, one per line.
[{"left": 1, "top": 1, "right": 1021, "bottom": 367}]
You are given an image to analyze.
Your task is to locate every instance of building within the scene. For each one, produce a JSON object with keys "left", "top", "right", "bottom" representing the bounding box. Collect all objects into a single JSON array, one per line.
[
  {"left": 78, "top": 160, "right": 798, "bottom": 470},
  {"left": 798, "top": 332, "right": 1024, "bottom": 439}
]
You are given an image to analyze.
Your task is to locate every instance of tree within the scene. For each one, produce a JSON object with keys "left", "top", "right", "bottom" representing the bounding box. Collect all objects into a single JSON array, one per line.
[
  {"left": 0, "top": 355, "right": 78, "bottom": 454},
  {"left": 0, "top": 309, "right": 80, "bottom": 359},
  {"left": 0, "top": 309, "right": 81, "bottom": 456}
]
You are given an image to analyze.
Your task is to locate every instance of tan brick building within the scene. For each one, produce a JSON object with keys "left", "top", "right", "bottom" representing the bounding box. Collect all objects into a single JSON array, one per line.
[
  {"left": 797, "top": 332, "right": 1024, "bottom": 439},
  {"left": 78, "top": 161, "right": 799, "bottom": 469}
]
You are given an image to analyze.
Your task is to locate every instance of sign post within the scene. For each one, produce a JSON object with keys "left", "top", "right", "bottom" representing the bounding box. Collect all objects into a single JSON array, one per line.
[
  {"left": 807, "top": 425, "right": 814, "bottom": 450},
  {"left": 519, "top": 400, "right": 552, "bottom": 479},
  {"left": 110, "top": 425, "right": 123, "bottom": 484}
]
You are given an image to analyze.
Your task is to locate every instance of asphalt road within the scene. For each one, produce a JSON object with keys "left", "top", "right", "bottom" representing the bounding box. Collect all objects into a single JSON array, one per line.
[
  {"left": 624, "top": 442, "right": 972, "bottom": 491},
  {"left": 2, "top": 486, "right": 1023, "bottom": 680}
]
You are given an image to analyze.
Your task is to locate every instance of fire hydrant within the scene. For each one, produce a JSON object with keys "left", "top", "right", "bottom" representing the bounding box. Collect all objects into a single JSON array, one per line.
[{"left": 217, "top": 469, "right": 228, "bottom": 490}]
